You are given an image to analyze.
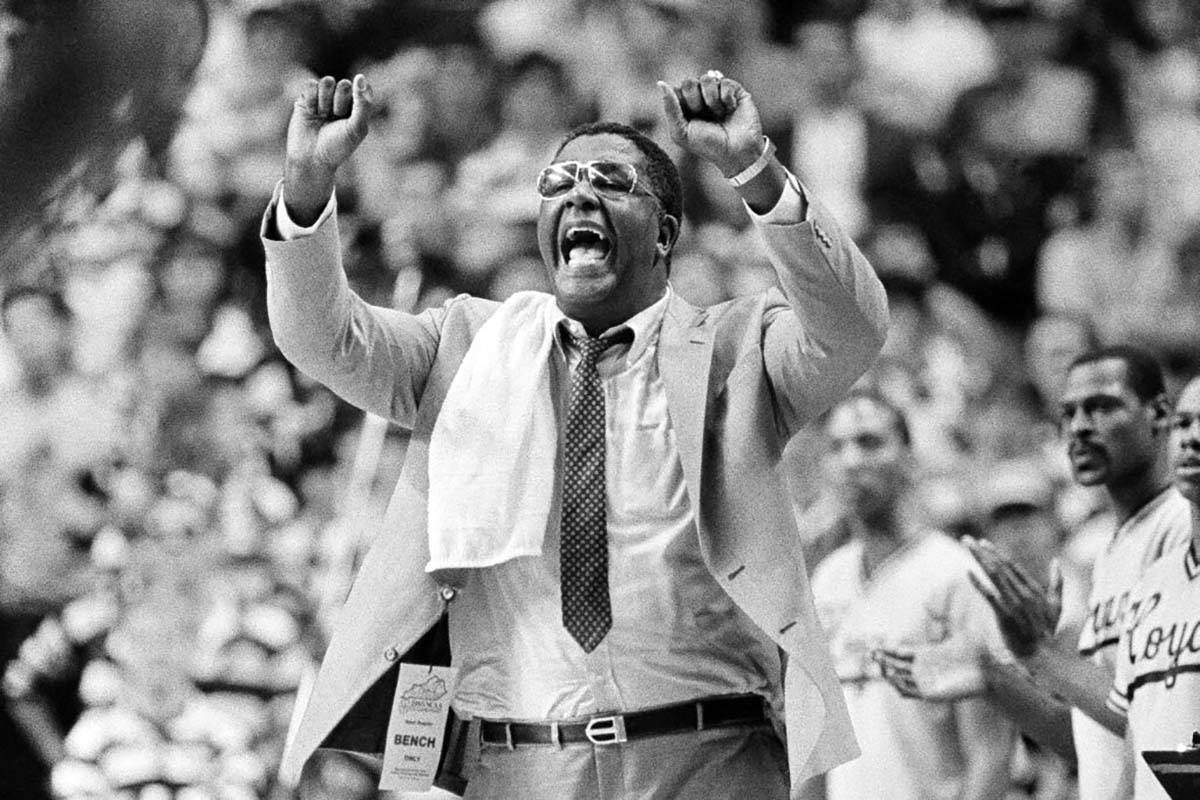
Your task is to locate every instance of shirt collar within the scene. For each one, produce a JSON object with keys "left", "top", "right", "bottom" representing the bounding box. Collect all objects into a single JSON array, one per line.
[
  {"left": 1113, "top": 486, "right": 1178, "bottom": 543},
  {"left": 549, "top": 287, "right": 672, "bottom": 365}
]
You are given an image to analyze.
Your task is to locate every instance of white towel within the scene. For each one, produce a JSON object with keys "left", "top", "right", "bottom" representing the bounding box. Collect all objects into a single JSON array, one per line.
[{"left": 426, "top": 291, "right": 560, "bottom": 572}]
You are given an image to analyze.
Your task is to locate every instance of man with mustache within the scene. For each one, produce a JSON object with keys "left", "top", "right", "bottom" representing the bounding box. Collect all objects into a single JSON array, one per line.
[
  {"left": 1027, "top": 347, "right": 1190, "bottom": 798},
  {"left": 261, "top": 69, "right": 886, "bottom": 799},
  {"left": 884, "top": 346, "right": 1190, "bottom": 799},
  {"left": 1107, "top": 374, "right": 1200, "bottom": 799}
]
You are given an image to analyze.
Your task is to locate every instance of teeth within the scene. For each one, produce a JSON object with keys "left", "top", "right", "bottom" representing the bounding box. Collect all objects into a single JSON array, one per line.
[
  {"left": 561, "top": 226, "right": 610, "bottom": 264},
  {"left": 565, "top": 227, "right": 607, "bottom": 244}
]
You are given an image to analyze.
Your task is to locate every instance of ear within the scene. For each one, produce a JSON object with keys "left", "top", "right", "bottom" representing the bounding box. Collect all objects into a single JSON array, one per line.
[
  {"left": 656, "top": 213, "right": 679, "bottom": 261},
  {"left": 1149, "top": 393, "right": 1171, "bottom": 435}
]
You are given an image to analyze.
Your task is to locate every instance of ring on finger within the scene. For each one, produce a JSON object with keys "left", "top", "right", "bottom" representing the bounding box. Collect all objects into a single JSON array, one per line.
[{"left": 703, "top": 69, "right": 724, "bottom": 80}]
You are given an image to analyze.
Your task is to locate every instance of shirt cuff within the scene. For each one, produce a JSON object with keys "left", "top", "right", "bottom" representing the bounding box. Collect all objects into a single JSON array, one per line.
[
  {"left": 744, "top": 172, "right": 807, "bottom": 225},
  {"left": 276, "top": 188, "right": 337, "bottom": 240}
]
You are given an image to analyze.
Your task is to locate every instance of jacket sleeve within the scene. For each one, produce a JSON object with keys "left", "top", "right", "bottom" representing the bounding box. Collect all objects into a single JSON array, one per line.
[
  {"left": 752, "top": 173, "right": 889, "bottom": 434},
  {"left": 261, "top": 182, "right": 443, "bottom": 428}
]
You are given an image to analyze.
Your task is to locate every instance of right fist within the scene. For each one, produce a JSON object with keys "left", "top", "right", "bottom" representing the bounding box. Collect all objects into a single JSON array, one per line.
[{"left": 286, "top": 74, "right": 374, "bottom": 175}]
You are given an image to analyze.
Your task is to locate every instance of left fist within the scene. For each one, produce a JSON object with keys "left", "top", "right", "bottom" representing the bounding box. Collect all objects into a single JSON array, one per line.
[{"left": 658, "top": 72, "right": 764, "bottom": 178}]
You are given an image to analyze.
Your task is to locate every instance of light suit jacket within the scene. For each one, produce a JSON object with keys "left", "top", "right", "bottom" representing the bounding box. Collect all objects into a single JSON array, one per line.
[{"left": 261, "top": 176, "right": 888, "bottom": 798}]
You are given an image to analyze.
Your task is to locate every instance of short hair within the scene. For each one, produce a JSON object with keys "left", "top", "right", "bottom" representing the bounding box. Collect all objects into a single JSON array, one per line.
[
  {"left": 825, "top": 390, "right": 912, "bottom": 448},
  {"left": 1067, "top": 345, "right": 1165, "bottom": 402},
  {"left": 0, "top": 285, "right": 71, "bottom": 328},
  {"left": 555, "top": 121, "right": 684, "bottom": 224}
]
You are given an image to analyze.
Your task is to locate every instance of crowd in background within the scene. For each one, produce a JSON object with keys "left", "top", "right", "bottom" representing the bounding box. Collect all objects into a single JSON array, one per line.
[{"left": 0, "top": 0, "right": 1198, "bottom": 797}]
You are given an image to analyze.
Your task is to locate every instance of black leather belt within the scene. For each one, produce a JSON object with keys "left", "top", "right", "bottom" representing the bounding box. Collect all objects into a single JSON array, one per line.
[{"left": 479, "top": 694, "right": 768, "bottom": 747}]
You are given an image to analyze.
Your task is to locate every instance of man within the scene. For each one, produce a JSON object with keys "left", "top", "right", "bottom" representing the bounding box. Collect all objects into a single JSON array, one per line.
[
  {"left": 263, "top": 70, "right": 887, "bottom": 799},
  {"left": 1107, "top": 375, "right": 1200, "bottom": 798},
  {"left": 0, "top": 287, "right": 121, "bottom": 612},
  {"left": 888, "top": 346, "right": 1191, "bottom": 799},
  {"left": 0, "top": 286, "right": 123, "bottom": 800},
  {"left": 809, "top": 393, "right": 1015, "bottom": 800}
]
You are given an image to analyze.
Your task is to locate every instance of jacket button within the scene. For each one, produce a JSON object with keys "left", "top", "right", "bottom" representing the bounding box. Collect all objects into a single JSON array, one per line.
[
  {"left": 440, "top": 585, "right": 457, "bottom": 603},
  {"left": 384, "top": 647, "right": 399, "bottom": 662}
]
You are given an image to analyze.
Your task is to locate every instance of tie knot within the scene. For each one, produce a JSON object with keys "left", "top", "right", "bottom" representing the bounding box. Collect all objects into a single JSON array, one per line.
[{"left": 567, "top": 328, "right": 631, "bottom": 364}]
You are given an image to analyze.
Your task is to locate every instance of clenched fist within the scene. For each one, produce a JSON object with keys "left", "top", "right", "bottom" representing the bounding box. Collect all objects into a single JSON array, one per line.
[
  {"left": 284, "top": 74, "right": 374, "bottom": 226},
  {"left": 657, "top": 72, "right": 784, "bottom": 214},
  {"left": 657, "top": 72, "right": 762, "bottom": 179}
]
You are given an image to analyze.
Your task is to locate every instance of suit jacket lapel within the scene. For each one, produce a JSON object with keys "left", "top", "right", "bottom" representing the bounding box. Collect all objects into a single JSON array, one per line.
[{"left": 659, "top": 291, "right": 712, "bottom": 500}]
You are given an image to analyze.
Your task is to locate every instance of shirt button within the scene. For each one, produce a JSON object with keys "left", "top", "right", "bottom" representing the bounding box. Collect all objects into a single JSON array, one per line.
[
  {"left": 383, "top": 647, "right": 399, "bottom": 662},
  {"left": 440, "top": 585, "right": 457, "bottom": 603}
]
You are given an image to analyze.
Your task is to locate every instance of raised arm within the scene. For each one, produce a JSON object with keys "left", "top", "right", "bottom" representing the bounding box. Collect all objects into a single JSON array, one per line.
[
  {"left": 262, "top": 75, "right": 442, "bottom": 425},
  {"left": 658, "top": 73, "right": 888, "bottom": 432}
]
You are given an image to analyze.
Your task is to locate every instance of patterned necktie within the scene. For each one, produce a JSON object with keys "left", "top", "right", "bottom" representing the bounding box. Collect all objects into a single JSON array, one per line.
[{"left": 560, "top": 329, "right": 628, "bottom": 653}]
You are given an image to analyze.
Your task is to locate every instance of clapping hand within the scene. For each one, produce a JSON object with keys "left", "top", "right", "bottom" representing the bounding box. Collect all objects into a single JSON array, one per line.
[{"left": 964, "top": 536, "right": 1063, "bottom": 659}]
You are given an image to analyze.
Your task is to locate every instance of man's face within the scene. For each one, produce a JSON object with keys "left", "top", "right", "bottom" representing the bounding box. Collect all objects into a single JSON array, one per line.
[
  {"left": 1169, "top": 378, "right": 1200, "bottom": 506},
  {"left": 1059, "top": 359, "right": 1161, "bottom": 488},
  {"left": 536, "top": 133, "right": 673, "bottom": 329},
  {"left": 824, "top": 398, "right": 911, "bottom": 519}
]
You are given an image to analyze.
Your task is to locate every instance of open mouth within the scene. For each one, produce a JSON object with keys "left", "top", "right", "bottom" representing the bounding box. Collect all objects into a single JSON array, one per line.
[{"left": 559, "top": 226, "right": 612, "bottom": 268}]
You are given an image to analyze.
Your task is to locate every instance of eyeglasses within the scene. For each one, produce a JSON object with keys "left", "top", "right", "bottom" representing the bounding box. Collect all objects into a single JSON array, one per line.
[{"left": 536, "top": 160, "right": 658, "bottom": 202}]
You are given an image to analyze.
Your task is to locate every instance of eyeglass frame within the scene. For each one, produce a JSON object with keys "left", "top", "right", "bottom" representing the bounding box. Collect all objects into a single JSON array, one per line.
[{"left": 535, "top": 160, "right": 662, "bottom": 205}]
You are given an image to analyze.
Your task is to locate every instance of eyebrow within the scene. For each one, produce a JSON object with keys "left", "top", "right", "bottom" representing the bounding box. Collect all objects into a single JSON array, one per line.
[{"left": 1059, "top": 391, "right": 1125, "bottom": 407}]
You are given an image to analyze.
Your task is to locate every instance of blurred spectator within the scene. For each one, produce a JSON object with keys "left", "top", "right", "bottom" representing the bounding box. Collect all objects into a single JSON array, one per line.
[
  {"left": 167, "top": 3, "right": 309, "bottom": 219},
  {"left": 0, "top": 285, "right": 126, "bottom": 800},
  {"left": 1120, "top": 0, "right": 1200, "bottom": 239},
  {"left": 481, "top": 0, "right": 763, "bottom": 138},
  {"left": 854, "top": 0, "right": 998, "bottom": 137},
  {"left": 1039, "top": 142, "right": 1200, "bottom": 374},
  {"left": 1116, "top": 223, "right": 1200, "bottom": 381},
  {"left": 876, "top": 0, "right": 1088, "bottom": 324},
  {"left": 789, "top": 21, "right": 869, "bottom": 238},
  {"left": 426, "top": 43, "right": 502, "bottom": 165},
  {"left": 2, "top": 377, "right": 320, "bottom": 800},
  {"left": 1023, "top": 312, "right": 1099, "bottom": 419},
  {"left": 443, "top": 52, "right": 578, "bottom": 295},
  {"left": 0, "top": 286, "right": 125, "bottom": 614},
  {"left": 1037, "top": 148, "right": 1162, "bottom": 335}
]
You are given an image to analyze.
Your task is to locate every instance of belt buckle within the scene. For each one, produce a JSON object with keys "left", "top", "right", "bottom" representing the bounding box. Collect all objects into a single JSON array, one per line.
[{"left": 584, "top": 714, "right": 627, "bottom": 745}]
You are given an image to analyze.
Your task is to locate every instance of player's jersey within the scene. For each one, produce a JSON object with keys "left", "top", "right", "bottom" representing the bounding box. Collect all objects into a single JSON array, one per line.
[
  {"left": 1108, "top": 543, "right": 1200, "bottom": 800},
  {"left": 1078, "top": 490, "right": 1192, "bottom": 660},
  {"left": 812, "top": 531, "right": 1011, "bottom": 800},
  {"left": 1073, "top": 488, "right": 1191, "bottom": 800}
]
